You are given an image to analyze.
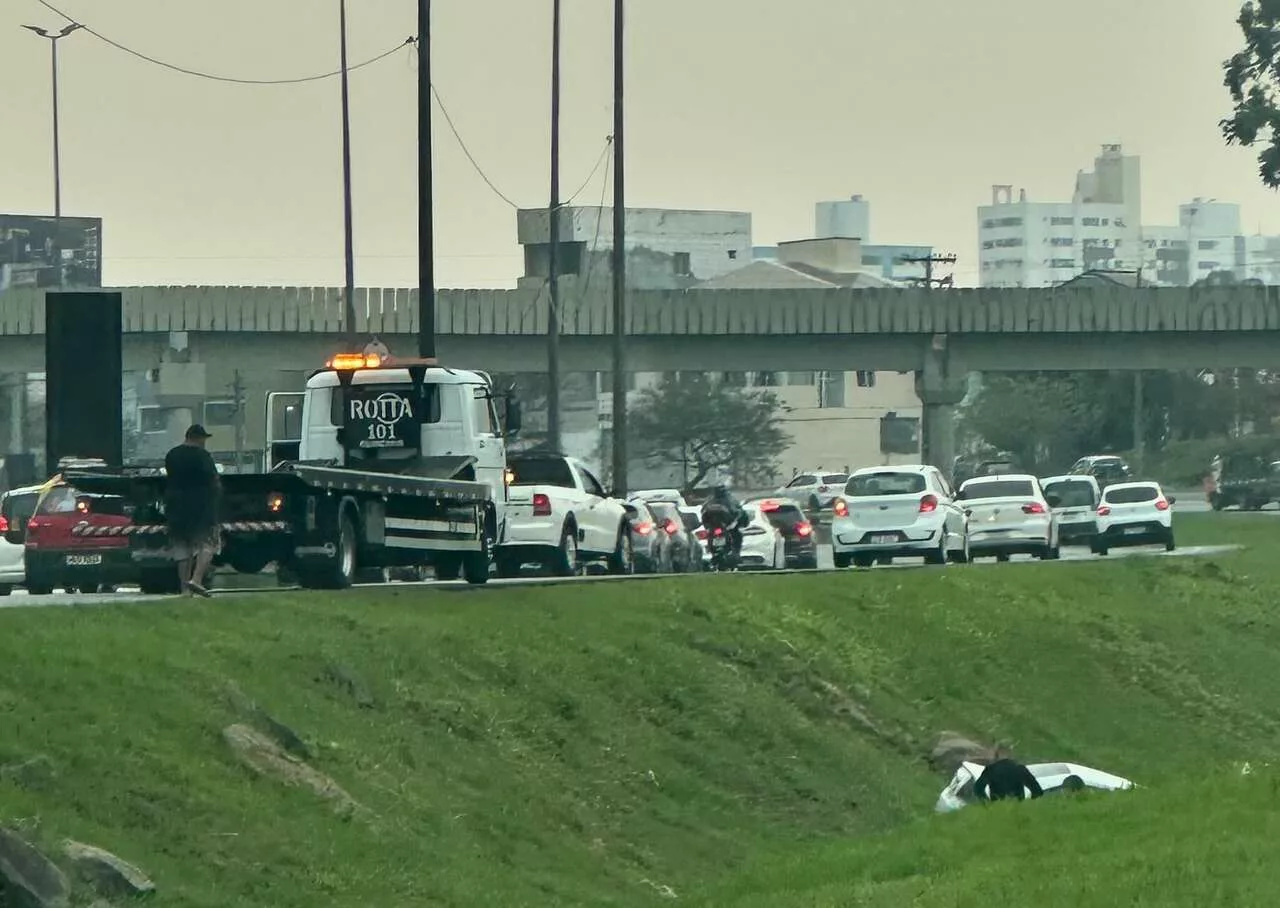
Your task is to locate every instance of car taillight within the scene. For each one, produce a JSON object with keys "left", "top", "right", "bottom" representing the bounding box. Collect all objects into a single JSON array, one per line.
[
  {"left": 267, "top": 492, "right": 285, "bottom": 513},
  {"left": 919, "top": 494, "right": 938, "bottom": 513},
  {"left": 634, "top": 521, "right": 654, "bottom": 536},
  {"left": 76, "top": 497, "right": 91, "bottom": 514},
  {"left": 795, "top": 522, "right": 813, "bottom": 537},
  {"left": 532, "top": 493, "right": 551, "bottom": 516},
  {"left": 663, "top": 519, "right": 680, "bottom": 535},
  {"left": 1097, "top": 505, "right": 1111, "bottom": 516},
  {"left": 713, "top": 527, "right": 724, "bottom": 537},
  {"left": 1154, "top": 498, "right": 1170, "bottom": 511},
  {"left": 833, "top": 498, "right": 849, "bottom": 517},
  {"left": 1022, "top": 501, "right": 1046, "bottom": 515},
  {"left": 0, "top": 516, "right": 7, "bottom": 533},
  {"left": 696, "top": 528, "right": 708, "bottom": 540}
]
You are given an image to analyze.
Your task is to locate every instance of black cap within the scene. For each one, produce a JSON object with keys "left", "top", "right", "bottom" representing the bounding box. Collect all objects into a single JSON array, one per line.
[{"left": 185, "top": 424, "right": 212, "bottom": 440}]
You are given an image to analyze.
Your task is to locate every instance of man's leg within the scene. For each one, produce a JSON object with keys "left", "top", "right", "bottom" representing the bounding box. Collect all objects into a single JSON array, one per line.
[{"left": 187, "top": 531, "right": 218, "bottom": 597}]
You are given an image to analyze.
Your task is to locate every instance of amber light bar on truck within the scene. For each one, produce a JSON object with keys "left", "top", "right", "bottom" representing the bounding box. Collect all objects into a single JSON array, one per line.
[{"left": 323, "top": 353, "right": 440, "bottom": 370}]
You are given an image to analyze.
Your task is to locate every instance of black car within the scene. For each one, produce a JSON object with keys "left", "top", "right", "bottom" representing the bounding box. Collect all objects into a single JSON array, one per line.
[{"left": 751, "top": 498, "right": 818, "bottom": 569}]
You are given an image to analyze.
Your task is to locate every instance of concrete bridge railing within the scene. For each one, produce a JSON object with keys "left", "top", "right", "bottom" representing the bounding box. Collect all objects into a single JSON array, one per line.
[{"left": 4, "top": 283, "right": 1280, "bottom": 337}]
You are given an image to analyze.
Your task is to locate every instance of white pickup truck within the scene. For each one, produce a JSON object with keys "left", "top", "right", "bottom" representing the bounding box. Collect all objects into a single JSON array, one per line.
[{"left": 495, "top": 453, "right": 633, "bottom": 577}]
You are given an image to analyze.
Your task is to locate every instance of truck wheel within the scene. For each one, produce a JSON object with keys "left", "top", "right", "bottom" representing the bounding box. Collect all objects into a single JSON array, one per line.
[
  {"left": 554, "top": 525, "right": 581, "bottom": 577},
  {"left": 300, "top": 512, "right": 357, "bottom": 590},
  {"left": 607, "top": 528, "right": 635, "bottom": 575},
  {"left": 434, "top": 556, "right": 462, "bottom": 581},
  {"left": 462, "top": 542, "right": 490, "bottom": 585}
]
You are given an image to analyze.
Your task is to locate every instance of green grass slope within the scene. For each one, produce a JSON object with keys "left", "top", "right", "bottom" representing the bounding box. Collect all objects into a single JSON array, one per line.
[{"left": 0, "top": 514, "right": 1278, "bottom": 906}]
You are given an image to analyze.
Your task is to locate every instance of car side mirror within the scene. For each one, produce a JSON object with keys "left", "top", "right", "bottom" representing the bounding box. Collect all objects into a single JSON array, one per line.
[
  {"left": 504, "top": 398, "right": 523, "bottom": 437},
  {"left": 1168, "top": 495, "right": 1177, "bottom": 505},
  {"left": 963, "top": 508, "right": 973, "bottom": 517}
]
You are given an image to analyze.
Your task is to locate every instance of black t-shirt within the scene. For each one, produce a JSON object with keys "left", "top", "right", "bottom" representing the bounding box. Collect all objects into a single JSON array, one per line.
[
  {"left": 974, "top": 759, "right": 1044, "bottom": 802},
  {"left": 165, "top": 444, "right": 218, "bottom": 491}
]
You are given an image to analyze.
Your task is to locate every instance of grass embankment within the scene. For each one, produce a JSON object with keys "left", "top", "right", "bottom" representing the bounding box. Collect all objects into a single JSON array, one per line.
[{"left": 1, "top": 514, "right": 1279, "bottom": 906}]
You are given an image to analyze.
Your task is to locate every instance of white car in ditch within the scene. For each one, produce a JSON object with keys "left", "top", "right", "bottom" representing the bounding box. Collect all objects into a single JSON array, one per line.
[{"left": 936, "top": 761, "right": 1134, "bottom": 812}]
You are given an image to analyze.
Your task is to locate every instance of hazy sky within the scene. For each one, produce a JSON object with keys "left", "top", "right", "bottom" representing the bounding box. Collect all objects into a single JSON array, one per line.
[{"left": 2, "top": 0, "right": 1273, "bottom": 288}]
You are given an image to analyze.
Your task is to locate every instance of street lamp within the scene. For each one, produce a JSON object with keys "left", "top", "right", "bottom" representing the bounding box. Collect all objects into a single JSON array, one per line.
[
  {"left": 22, "top": 22, "right": 81, "bottom": 288},
  {"left": 338, "top": 0, "right": 357, "bottom": 350}
]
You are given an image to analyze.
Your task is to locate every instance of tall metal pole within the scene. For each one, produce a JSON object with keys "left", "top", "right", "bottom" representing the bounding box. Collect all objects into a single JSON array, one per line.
[
  {"left": 24, "top": 24, "right": 80, "bottom": 288},
  {"left": 545, "top": 0, "right": 563, "bottom": 451},
  {"left": 610, "top": 0, "right": 627, "bottom": 493},
  {"left": 339, "top": 0, "right": 357, "bottom": 349},
  {"left": 417, "top": 0, "right": 436, "bottom": 359}
]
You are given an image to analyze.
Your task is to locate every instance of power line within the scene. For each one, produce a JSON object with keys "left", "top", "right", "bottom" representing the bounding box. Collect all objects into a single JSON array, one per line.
[
  {"left": 36, "top": 0, "right": 414, "bottom": 85},
  {"left": 899, "top": 253, "right": 958, "bottom": 289}
]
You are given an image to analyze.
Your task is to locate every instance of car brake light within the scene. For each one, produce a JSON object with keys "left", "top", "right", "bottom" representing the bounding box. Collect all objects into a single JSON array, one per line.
[
  {"left": 532, "top": 493, "right": 551, "bottom": 516},
  {"left": 76, "top": 497, "right": 91, "bottom": 514},
  {"left": 795, "top": 522, "right": 813, "bottom": 537},
  {"left": 833, "top": 498, "right": 849, "bottom": 518},
  {"left": 634, "top": 521, "right": 654, "bottom": 536},
  {"left": 919, "top": 494, "right": 938, "bottom": 513},
  {"left": 759, "top": 500, "right": 781, "bottom": 512},
  {"left": 1154, "top": 498, "right": 1170, "bottom": 511},
  {"left": 0, "top": 516, "right": 7, "bottom": 533},
  {"left": 663, "top": 519, "right": 680, "bottom": 535},
  {"left": 1097, "top": 505, "right": 1111, "bottom": 516},
  {"left": 713, "top": 527, "right": 724, "bottom": 537},
  {"left": 1022, "top": 501, "right": 1046, "bottom": 515},
  {"left": 696, "top": 528, "right": 708, "bottom": 540}
]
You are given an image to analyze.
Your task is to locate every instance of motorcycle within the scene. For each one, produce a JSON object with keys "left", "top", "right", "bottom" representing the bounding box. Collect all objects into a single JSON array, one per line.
[{"left": 702, "top": 505, "right": 742, "bottom": 572}]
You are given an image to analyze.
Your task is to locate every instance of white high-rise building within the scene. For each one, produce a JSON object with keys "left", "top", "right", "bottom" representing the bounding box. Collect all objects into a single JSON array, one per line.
[{"left": 977, "top": 144, "right": 1142, "bottom": 287}]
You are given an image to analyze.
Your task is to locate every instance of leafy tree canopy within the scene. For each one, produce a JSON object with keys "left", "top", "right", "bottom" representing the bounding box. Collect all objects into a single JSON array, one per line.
[
  {"left": 627, "top": 374, "right": 791, "bottom": 489},
  {"left": 1222, "top": 0, "right": 1280, "bottom": 187}
]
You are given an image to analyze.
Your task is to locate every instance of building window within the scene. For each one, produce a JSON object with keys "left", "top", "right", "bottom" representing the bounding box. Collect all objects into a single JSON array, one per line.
[
  {"left": 855, "top": 371, "right": 875, "bottom": 388},
  {"left": 673, "top": 252, "right": 692, "bottom": 276},
  {"left": 1101, "top": 218, "right": 1110, "bottom": 226},
  {"left": 994, "top": 217, "right": 1023, "bottom": 227},
  {"left": 1198, "top": 240, "right": 1219, "bottom": 250},
  {"left": 753, "top": 371, "right": 778, "bottom": 387},
  {"left": 1050, "top": 216, "right": 1074, "bottom": 226},
  {"left": 727, "top": 249, "right": 738, "bottom": 260},
  {"left": 203, "top": 399, "right": 238, "bottom": 426},
  {"left": 1050, "top": 237, "right": 1074, "bottom": 247},
  {"left": 138, "top": 406, "right": 172, "bottom": 434},
  {"left": 819, "top": 371, "right": 845, "bottom": 408},
  {"left": 982, "top": 241, "right": 995, "bottom": 250},
  {"left": 1050, "top": 258, "right": 1075, "bottom": 269},
  {"left": 1081, "top": 217, "right": 1100, "bottom": 227},
  {"left": 786, "top": 371, "right": 816, "bottom": 386},
  {"left": 994, "top": 238, "right": 1023, "bottom": 248}
]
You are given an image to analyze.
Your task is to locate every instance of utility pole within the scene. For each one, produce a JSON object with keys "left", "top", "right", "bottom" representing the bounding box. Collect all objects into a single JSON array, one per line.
[
  {"left": 899, "top": 252, "right": 958, "bottom": 289},
  {"left": 417, "top": 0, "right": 436, "bottom": 359},
  {"left": 1133, "top": 266, "right": 1144, "bottom": 471},
  {"left": 546, "top": 0, "right": 563, "bottom": 451},
  {"left": 22, "top": 22, "right": 81, "bottom": 288},
  {"left": 338, "top": 0, "right": 358, "bottom": 350},
  {"left": 610, "top": 0, "right": 627, "bottom": 494}
]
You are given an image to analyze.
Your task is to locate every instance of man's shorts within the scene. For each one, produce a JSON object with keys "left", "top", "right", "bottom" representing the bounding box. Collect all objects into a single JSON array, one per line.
[{"left": 170, "top": 528, "right": 222, "bottom": 562}]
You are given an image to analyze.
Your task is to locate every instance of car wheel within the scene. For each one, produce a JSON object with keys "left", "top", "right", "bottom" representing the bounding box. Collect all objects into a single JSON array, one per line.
[
  {"left": 0, "top": 585, "right": 10, "bottom": 596},
  {"left": 995, "top": 552, "right": 1010, "bottom": 563},
  {"left": 1164, "top": 532, "right": 1176, "bottom": 553},
  {"left": 27, "top": 586, "right": 53, "bottom": 596},
  {"left": 924, "top": 536, "right": 947, "bottom": 565},
  {"left": 947, "top": 537, "right": 970, "bottom": 564},
  {"left": 1093, "top": 543, "right": 1109, "bottom": 557},
  {"left": 833, "top": 553, "right": 852, "bottom": 569},
  {"left": 853, "top": 554, "right": 875, "bottom": 568}
]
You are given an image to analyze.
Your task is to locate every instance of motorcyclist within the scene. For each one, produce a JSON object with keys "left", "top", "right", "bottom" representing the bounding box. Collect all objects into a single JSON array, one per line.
[{"left": 701, "top": 484, "right": 747, "bottom": 556}]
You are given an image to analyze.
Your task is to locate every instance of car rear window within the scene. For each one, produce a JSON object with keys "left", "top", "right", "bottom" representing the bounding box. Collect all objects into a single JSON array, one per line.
[
  {"left": 35, "top": 485, "right": 79, "bottom": 515},
  {"left": 1, "top": 491, "right": 39, "bottom": 525},
  {"left": 788, "top": 474, "right": 817, "bottom": 487},
  {"left": 647, "top": 502, "right": 679, "bottom": 523},
  {"left": 508, "top": 458, "right": 575, "bottom": 488},
  {"left": 959, "top": 479, "right": 1035, "bottom": 500},
  {"left": 845, "top": 472, "right": 926, "bottom": 496},
  {"left": 761, "top": 504, "right": 805, "bottom": 527},
  {"left": 822, "top": 473, "right": 848, "bottom": 484},
  {"left": 1043, "top": 480, "right": 1096, "bottom": 508},
  {"left": 1104, "top": 485, "right": 1159, "bottom": 504}
]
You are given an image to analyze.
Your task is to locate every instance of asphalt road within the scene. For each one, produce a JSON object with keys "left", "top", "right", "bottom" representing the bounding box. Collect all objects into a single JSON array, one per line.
[{"left": 0, "top": 539, "right": 1244, "bottom": 609}]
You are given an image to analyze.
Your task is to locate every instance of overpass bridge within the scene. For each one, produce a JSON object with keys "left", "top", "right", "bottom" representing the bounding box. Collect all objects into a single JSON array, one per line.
[{"left": 2, "top": 282, "right": 1277, "bottom": 470}]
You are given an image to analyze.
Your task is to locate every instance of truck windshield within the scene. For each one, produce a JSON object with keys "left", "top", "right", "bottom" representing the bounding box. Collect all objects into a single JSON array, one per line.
[{"left": 509, "top": 458, "right": 576, "bottom": 488}]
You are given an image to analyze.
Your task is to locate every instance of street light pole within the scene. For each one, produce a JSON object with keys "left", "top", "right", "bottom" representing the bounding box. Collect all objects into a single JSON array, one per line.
[
  {"left": 417, "top": 0, "right": 436, "bottom": 359},
  {"left": 546, "top": 0, "right": 563, "bottom": 452},
  {"left": 610, "top": 0, "right": 627, "bottom": 494},
  {"left": 22, "top": 22, "right": 81, "bottom": 288},
  {"left": 338, "top": 0, "right": 357, "bottom": 350}
]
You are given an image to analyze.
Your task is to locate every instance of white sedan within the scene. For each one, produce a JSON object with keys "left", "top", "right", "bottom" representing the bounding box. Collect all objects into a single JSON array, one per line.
[
  {"left": 936, "top": 760, "right": 1134, "bottom": 812},
  {"left": 696, "top": 505, "right": 786, "bottom": 570},
  {"left": 958, "top": 473, "right": 1060, "bottom": 562}
]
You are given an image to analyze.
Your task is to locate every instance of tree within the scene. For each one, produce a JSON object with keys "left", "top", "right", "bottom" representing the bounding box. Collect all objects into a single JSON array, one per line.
[
  {"left": 627, "top": 374, "right": 791, "bottom": 489},
  {"left": 1222, "top": 1, "right": 1280, "bottom": 187}
]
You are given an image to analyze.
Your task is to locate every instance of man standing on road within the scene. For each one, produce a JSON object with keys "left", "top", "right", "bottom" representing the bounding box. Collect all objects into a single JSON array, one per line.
[
  {"left": 973, "top": 745, "right": 1044, "bottom": 803},
  {"left": 164, "top": 425, "right": 221, "bottom": 598}
]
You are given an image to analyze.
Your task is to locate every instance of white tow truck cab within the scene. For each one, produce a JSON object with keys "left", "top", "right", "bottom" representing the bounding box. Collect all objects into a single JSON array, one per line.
[{"left": 66, "top": 352, "right": 522, "bottom": 591}]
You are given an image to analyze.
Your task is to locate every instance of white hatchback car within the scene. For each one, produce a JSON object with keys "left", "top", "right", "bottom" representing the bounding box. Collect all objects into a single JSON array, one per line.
[
  {"left": 830, "top": 465, "right": 969, "bottom": 568},
  {"left": 1092, "top": 481, "right": 1176, "bottom": 555},
  {"left": 0, "top": 484, "right": 43, "bottom": 596},
  {"left": 1040, "top": 474, "right": 1102, "bottom": 546},
  {"left": 958, "top": 473, "right": 1060, "bottom": 562},
  {"left": 776, "top": 471, "right": 850, "bottom": 513}
]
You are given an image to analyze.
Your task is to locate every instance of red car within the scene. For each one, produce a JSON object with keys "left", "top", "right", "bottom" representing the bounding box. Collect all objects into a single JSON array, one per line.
[{"left": 23, "top": 479, "right": 138, "bottom": 594}]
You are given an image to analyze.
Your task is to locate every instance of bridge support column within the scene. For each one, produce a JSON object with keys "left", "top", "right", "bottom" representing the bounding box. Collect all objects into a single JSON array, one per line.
[{"left": 914, "top": 336, "right": 966, "bottom": 479}]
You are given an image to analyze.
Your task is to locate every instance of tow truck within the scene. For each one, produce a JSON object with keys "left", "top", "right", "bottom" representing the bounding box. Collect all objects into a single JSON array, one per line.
[{"left": 64, "top": 352, "right": 519, "bottom": 591}]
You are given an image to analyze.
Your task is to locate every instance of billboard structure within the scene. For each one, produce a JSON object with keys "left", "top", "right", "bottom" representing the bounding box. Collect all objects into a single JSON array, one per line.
[{"left": 0, "top": 214, "right": 102, "bottom": 290}]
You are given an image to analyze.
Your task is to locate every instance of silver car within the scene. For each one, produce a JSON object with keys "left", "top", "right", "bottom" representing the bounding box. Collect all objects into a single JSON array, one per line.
[
  {"left": 1040, "top": 474, "right": 1101, "bottom": 546},
  {"left": 958, "top": 474, "right": 1060, "bottom": 562}
]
